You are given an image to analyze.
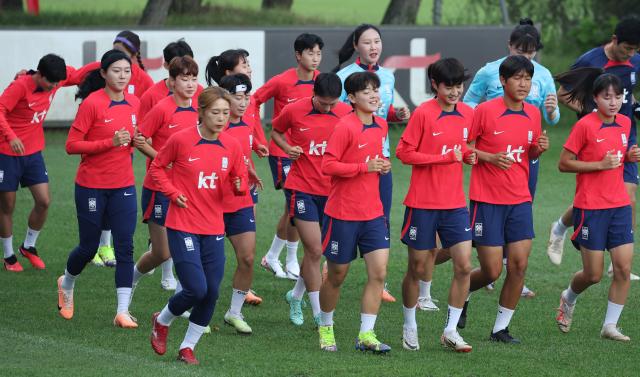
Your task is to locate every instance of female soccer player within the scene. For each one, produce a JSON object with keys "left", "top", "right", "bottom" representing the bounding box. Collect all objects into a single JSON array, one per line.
[
  {"left": 464, "top": 55, "right": 548, "bottom": 343},
  {"left": 333, "top": 23, "right": 410, "bottom": 303},
  {"left": 270, "top": 73, "right": 352, "bottom": 327},
  {"left": 56, "top": 50, "right": 139, "bottom": 328},
  {"left": 1, "top": 54, "right": 72, "bottom": 272},
  {"left": 397, "top": 58, "right": 475, "bottom": 352},
  {"left": 130, "top": 56, "right": 199, "bottom": 303},
  {"left": 149, "top": 86, "right": 248, "bottom": 364},
  {"left": 255, "top": 33, "right": 324, "bottom": 281},
  {"left": 555, "top": 71, "right": 638, "bottom": 342},
  {"left": 317, "top": 72, "right": 392, "bottom": 354}
]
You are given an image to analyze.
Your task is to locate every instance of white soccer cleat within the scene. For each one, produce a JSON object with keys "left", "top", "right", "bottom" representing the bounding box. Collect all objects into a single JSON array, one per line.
[
  {"left": 600, "top": 324, "right": 631, "bottom": 342},
  {"left": 402, "top": 326, "right": 420, "bottom": 351},
  {"left": 555, "top": 292, "right": 575, "bottom": 333},
  {"left": 440, "top": 330, "right": 472, "bottom": 352},
  {"left": 547, "top": 222, "right": 566, "bottom": 266},
  {"left": 260, "top": 256, "right": 287, "bottom": 279},
  {"left": 160, "top": 277, "right": 177, "bottom": 291},
  {"left": 285, "top": 260, "right": 300, "bottom": 281},
  {"left": 417, "top": 296, "right": 439, "bottom": 311}
]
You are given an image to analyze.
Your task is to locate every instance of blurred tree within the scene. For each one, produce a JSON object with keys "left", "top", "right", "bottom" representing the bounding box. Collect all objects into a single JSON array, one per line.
[
  {"left": 262, "top": 0, "right": 293, "bottom": 10},
  {"left": 170, "top": 0, "right": 204, "bottom": 14},
  {"left": 0, "top": 0, "right": 22, "bottom": 12},
  {"left": 432, "top": 0, "right": 442, "bottom": 25},
  {"left": 499, "top": 0, "right": 510, "bottom": 25},
  {"left": 590, "top": 0, "right": 639, "bottom": 21},
  {"left": 139, "top": 0, "right": 172, "bottom": 25},
  {"left": 382, "top": 0, "right": 421, "bottom": 24}
]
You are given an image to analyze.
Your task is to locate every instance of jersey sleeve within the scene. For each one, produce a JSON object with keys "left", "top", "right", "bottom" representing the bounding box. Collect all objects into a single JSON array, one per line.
[
  {"left": 463, "top": 66, "right": 490, "bottom": 108},
  {"left": 138, "top": 90, "right": 155, "bottom": 120},
  {"left": 65, "top": 100, "right": 112, "bottom": 154},
  {"left": 396, "top": 110, "right": 457, "bottom": 165},
  {"left": 322, "top": 125, "right": 368, "bottom": 177},
  {"left": 252, "top": 76, "right": 280, "bottom": 110},
  {"left": 138, "top": 104, "right": 165, "bottom": 139},
  {"left": 540, "top": 70, "right": 560, "bottom": 126},
  {"left": 271, "top": 105, "right": 292, "bottom": 133},
  {"left": 138, "top": 70, "right": 154, "bottom": 96},
  {"left": 229, "top": 140, "right": 249, "bottom": 195},
  {"left": 468, "top": 105, "right": 485, "bottom": 143},
  {"left": 60, "top": 66, "right": 79, "bottom": 87},
  {"left": 563, "top": 120, "right": 585, "bottom": 155},
  {"left": 66, "top": 61, "right": 101, "bottom": 86},
  {"left": 0, "top": 80, "right": 26, "bottom": 142},
  {"left": 149, "top": 136, "right": 181, "bottom": 201}
]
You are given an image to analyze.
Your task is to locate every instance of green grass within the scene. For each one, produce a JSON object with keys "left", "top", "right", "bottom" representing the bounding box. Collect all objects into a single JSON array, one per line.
[{"left": 0, "top": 119, "right": 638, "bottom": 376}]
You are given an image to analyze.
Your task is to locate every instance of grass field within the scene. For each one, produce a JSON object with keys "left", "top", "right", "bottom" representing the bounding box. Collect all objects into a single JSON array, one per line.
[{"left": 0, "top": 119, "right": 638, "bottom": 376}]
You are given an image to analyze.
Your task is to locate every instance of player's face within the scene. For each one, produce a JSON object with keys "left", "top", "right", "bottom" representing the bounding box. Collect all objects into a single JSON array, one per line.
[
  {"left": 112, "top": 42, "right": 134, "bottom": 59},
  {"left": 355, "top": 29, "right": 382, "bottom": 66},
  {"left": 297, "top": 45, "right": 322, "bottom": 72},
  {"left": 434, "top": 82, "right": 464, "bottom": 107},
  {"left": 508, "top": 44, "right": 537, "bottom": 60},
  {"left": 35, "top": 74, "right": 58, "bottom": 92},
  {"left": 226, "top": 57, "right": 252, "bottom": 80},
  {"left": 171, "top": 73, "right": 198, "bottom": 99},
  {"left": 594, "top": 86, "right": 623, "bottom": 118},
  {"left": 348, "top": 84, "right": 380, "bottom": 113},
  {"left": 500, "top": 70, "right": 531, "bottom": 102},
  {"left": 312, "top": 95, "right": 340, "bottom": 113},
  {"left": 102, "top": 59, "right": 132, "bottom": 93},
  {"left": 613, "top": 40, "right": 639, "bottom": 61},
  {"left": 229, "top": 91, "right": 249, "bottom": 118},
  {"left": 201, "top": 98, "right": 230, "bottom": 134}
]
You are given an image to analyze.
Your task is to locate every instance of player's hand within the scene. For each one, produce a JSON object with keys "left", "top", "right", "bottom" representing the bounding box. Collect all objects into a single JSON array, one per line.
[
  {"left": 9, "top": 137, "right": 25, "bottom": 155},
  {"left": 287, "top": 145, "right": 304, "bottom": 160},
  {"left": 397, "top": 107, "right": 411, "bottom": 121},
  {"left": 452, "top": 145, "right": 463, "bottom": 162},
  {"left": 233, "top": 177, "right": 242, "bottom": 191},
  {"left": 380, "top": 159, "right": 392, "bottom": 174},
  {"left": 537, "top": 130, "right": 549, "bottom": 152},
  {"left": 256, "top": 144, "right": 269, "bottom": 158},
  {"left": 113, "top": 128, "right": 131, "bottom": 147},
  {"left": 490, "top": 152, "right": 514, "bottom": 170},
  {"left": 628, "top": 145, "right": 640, "bottom": 162},
  {"left": 248, "top": 168, "right": 263, "bottom": 190},
  {"left": 366, "top": 157, "right": 385, "bottom": 172},
  {"left": 463, "top": 150, "right": 477, "bottom": 165},
  {"left": 133, "top": 133, "right": 147, "bottom": 149},
  {"left": 13, "top": 69, "right": 27, "bottom": 80},
  {"left": 175, "top": 194, "right": 188, "bottom": 208},
  {"left": 544, "top": 94, "right": 557, "bottom": 117},
  {"left": 600, "top": 151, "right": 622, "bottom": 170}
]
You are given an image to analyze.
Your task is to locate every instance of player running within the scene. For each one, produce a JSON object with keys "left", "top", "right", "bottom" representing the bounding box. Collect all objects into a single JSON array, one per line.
[
  {"left": 149, "top": 86, "right": 248, "bottom": 364},
  {"left": 397, "top": 58, "right": 476, "bottom": 352},
  {"left": 56, "top": 50, "right": 140, "bottom": 328}
]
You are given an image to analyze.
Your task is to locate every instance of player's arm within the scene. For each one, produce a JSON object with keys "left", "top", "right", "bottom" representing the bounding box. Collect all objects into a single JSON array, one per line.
[
  {"left": 133, "top": 107, "right": 163, "bottom": 159},
  {"left": 467, "top": 114, "right": 513, "bottom": 170},
  {"left": 0, "top": 81, "right": 25, "bottom": 153},
  {"left": 396, "top": 114, "right": 460, "bottom": 165},
  {"left": 541, "top": 73, "right": 560, "bottom": 125},
  {"left": 229, "top": 141, "right": 249, "bottom": 195},
  {"left": 149, "top": 137, "right": 186, "bottom": 206},
  {"left": 252, "top": 76, "right": 279, "bottom": 113},
  {"left": 322, "top": 126, "right": 383, "bottom": 177},
  {"left": 271, "top": 108, "right": 301, "bottom": 160},
  {"left": 66, "top": 101, "right": 130, "bottom": 154},
  {"left": 529, "top": 126, "right": 549, "bottom": 159},
  {"left": 558, "top": 148, "right": 622, "bottom": 173}
]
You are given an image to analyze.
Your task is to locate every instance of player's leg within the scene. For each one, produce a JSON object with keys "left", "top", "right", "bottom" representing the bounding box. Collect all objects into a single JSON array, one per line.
[
  {"left": 97, "top": 229, "right": 116, "bottom": 267},
  {"left": 18, "top": 152, "right": 50, "bottom": 269},
  {"left": 379, "top": 171, "right": 396, "bottom": 303},
  {"left": 603, "top": 243, "right": 633, "bottom": 341},
  {"left": 547, "top": 205, "right": 573, "bottom": 265},
  {"left": 293, "top": 217, "right": 324, "bottom": 325},
  {"left": 607, "top": 181, "right": 639, "bottom": 280},
  {"left": 441, "top": 240, "right": 473, "bottom": 352},
  {"left": 0, "top": 191, "right": 20, "bottom": 271},
  {"left": 400, "top": 247, "right": 431, "bottom": 350},
  {"left": 261, "top": 156, "right": 288, "bottom": 278}
]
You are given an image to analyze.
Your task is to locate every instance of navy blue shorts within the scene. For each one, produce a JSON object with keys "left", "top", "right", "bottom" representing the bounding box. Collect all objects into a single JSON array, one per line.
[
  {"left": 321, "top": 215, "right": 390, "bottom": 264},
  {"left": 571, "top": 206, "right": 633, "bottom": 251},
  {"left": 529, "top": 158, "right": 540, "bottom": 200},
  {"left": 400, "top": 207, "right": 472, "bottom": 250},
  {"left": 470, "top": 201, "right": 534, "bottom": 246},
  {"left": 285, "top": 189, "right": 328, "bottom": 226},
  {"left": 0, "top": 152, "right": 48, "bottom": 192},
  {"left": 141, "top": 187, "right": 169, "bottom": 226},
  {"left": 623, "top": 162, "right": 639, "bottom": 185},
  {"left": 268, "top": 156, "right": 292, "bottom": 190},
  {"left": 250, "top": 185, "right": 259, "bottom": 204},
  {"left": 223, "top": 206, "right": 256, "bottom": 237},
  {"left": 379, "top": 171, "right": 393, "bottom": 228}
]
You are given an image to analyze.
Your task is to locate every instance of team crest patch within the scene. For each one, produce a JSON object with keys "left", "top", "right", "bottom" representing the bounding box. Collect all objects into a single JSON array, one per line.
[
  {"left": 409, "top": 226, "right": 417, "bottom": 241},
  {"left": 581, "top": 227, "right": 589, "bottom": 240},
  {"left": 296, "top": 200, "right": 306, "bottom": 214},
  {"left": 631, "top": 72, "right": 636, "bottom": 85},
  {"left": 283, "top": 165, "right": 291, "bottom": 177},
  {"left": 128, "top": 85, "right": 135, "bottom": 94},
  {"left": 463, "top": 128, "right": 468, "bottom": 141},
  {"left": 474, "top": 223, "right": 483, "bottom": 237},
  {"left": 0, "top": 170, "right": 3, "bottom": 183},
  {"left": 222, "top": 157, "right": 228, "bottom": 170},
  {"left": 88, "top": 198, "right": 97, "bottom": 212},
  {"left": 184, "top": 237, "right": 195, "bottom": 251},
  {"left": 622, "top": 134, "right": 628, "bottom": 147},
  {"left": 154, "top": 205, "right": 162, "bottom": 218},
  {"left": 330, "top": 241, "right": 339, "bottom": 255},
  {"left": 527, "top": 131, "right": 533, "bottom": 144},
  {"left": 131, "top": 114, "right": 137, "bottom": 126}
]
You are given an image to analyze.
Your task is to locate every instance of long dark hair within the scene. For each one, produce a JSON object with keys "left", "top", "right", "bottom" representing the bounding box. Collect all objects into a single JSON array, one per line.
[
  {"left": 76, "top": 50, "right": 131, "bottom": 101},
  {"left": 205, "top": 49, "right": 249, "bottom": 86},
  {"left": 332, "top": 24, "right": 381, "bottom": 73},
  {"left": 554, "top": 67, "right": 609, "bottom": 117}
]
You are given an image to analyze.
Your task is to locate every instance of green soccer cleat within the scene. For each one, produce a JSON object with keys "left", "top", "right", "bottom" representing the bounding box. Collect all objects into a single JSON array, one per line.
[
  {"left": 319, "top": 325, "right": 337, "bottom": 352},
  {"left": 91, "top": 253, "right": 104, "bottom": 267},
  {"left": 98, "top": 246, "right": 116, "bottom": 267},
  {"left": 285, "top": 290, "right": 305, "bottom": 326},
  {"left": 224, "top": 311, "right": 252, "bottom": 335},
  {"left": 356, "top": 330, "right": 391, "bottom": 354}
]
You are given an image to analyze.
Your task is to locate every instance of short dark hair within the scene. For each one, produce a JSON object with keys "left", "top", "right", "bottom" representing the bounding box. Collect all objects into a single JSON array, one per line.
[
  {"left": 499, "top": 55, "right": 534, "bottom": 82},
  {"left": 592, "top": 73, "right": 623, "bottom": 97},
  {"left": 163, "top": 39, "right": 194, "bottom": 64},
  {"left": 427, "top": 58, "right": 470, "bottom": 92},
  {"left": 509, "top": 18, "right": 543, "bottom": 52},
  {"left": 294, "top": 33, "right": 324, "bottom": 54},
  {"left": 614, "top": 17, "right": 640, "bottom": 45},
  {"left": 37, "top": 54, "right": 67, "bottom": 83},
  {"left": 168, "top": 56, "right": 198, "bottom": 78},
  {"left": 313, "top": 73, "right": 342, "bottom": 98},
  {"left": 205, "top": 49, "right": 250, "bottom": 86},
  {"left": 219, "top": 73, "right": 252, "bottom": 95},
  {"left": 344, "top": 71, "right": 380, "bottom": 96}
]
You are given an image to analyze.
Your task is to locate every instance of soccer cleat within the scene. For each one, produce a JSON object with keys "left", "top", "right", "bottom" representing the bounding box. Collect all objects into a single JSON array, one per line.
[
  {"left": 160, "top": 277, "right": 177, "bottom": 291},
  {"left": 244, "top": 290, "right": 263, "bottom": 306},
  {"left": 260, "top": 256, "right": 287, "bottom": 279},
  {"left": 402, "top": 326, "right": 420, "bottom": 351},
  {"left": 91, "top": 253, "right": 104, "bottom": 267},
  {"left": 285, "top": 289, "right": 305, "bottom": 326},
  {"left": 98, "top": 245, "right": 116, "bottom": 267},
  {"left": 356, "top": 330, "right": 391, "bottom": 354},
  {"left": 547, "top": 222, "right": 566, "bottom": 265},
  {"left": 457, "top": 301, "right": 468, "bottom": 329},
  {"left": 285, "top": 260, "right": 300, "bottom": 280},
  {"left": 484, "top": 282, "right": 495, "bottom": 291},
  {"left": 177, "top": 348, "right": 199, "bottom": 365},
  {"left": 224, "top": 311, "right": 252, "bottom": 335},
  {"left": 600, "top": 324, "right": 631, "bottom": 342},
  {"left": 417, "top": 296, "right": 439, "bottom": 311},
  {"left": 319, "top": 325, "right": 337, "bottom": 352},
  {"left": 556, "top": 293, "right": 575, "bottom": 333},
  {"left": 3, "top": 256, "right": 23, "bottom": 272},
  {"left": 521, "top": 285, "right": 536, "bottom": 298},
  {"left": 313, "top": 314, "right": 321, "bottom": 328},
  {"left": 114, "top": 312, "right": 138, "bottom": 328},
  {"left": 19, "top": 244, "right": 45, "bottom": 269},
  {"left": 489, "top": 327, "right": 521, "bottom": 344},
  {"left": 441, "top": 330, "right": 472, "bottom": 353},
  {"left": 150, "top": 312, "right": 169, "bottom": 355},
  {"left": 381, "top": 282, "right": 396, "bottom": 303},
  {"left": 57, "top": 276, "right": 74, "bottom": 320}
]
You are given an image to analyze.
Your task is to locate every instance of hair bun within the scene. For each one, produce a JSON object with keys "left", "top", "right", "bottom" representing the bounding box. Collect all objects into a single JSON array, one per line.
[{"left": 519, "top": 18, "right": 534, "bottom": 26}]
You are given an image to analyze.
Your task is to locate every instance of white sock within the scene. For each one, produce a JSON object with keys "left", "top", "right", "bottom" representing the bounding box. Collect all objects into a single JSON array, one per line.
[
  {"left": 320, "top": 310, "right": 334, "bottom": 326},
  {"left": 266, "top": 235, "right": 286, "bottom": 260},
  {"left": 444, "top": 305, "right": 463, "bottom": 333},
  {"left": 360, "top": 313, "right": 377, "bottom": 333},
  {"left": 292, "top": 276, "right": 306, "bottom": 300},
  {"left": 563, "top": 286, "right": 579, "bottom": 305},
  {"left": 604, "top": 301, "right": 624, "bottom": 326},
  {"left": 161, "top": 258, "right": 175, "bottom": 281},
  {"left": 1, "top": 236, "right": 14, "bottom": 258},
  {"left": 157, "top": 304, "right": 177, "bottom": 326},
  {"left": 308, "top": 291, "right": 321, "bottom": 316},
  {"left": 492, "top": 305, "right": 515, "bottom": 333},
  {"left": 61, "top": 269, "right": 76, "bottom": 292},
  {"left": 132, "top": 265, "right": 145, "bottom": 285},
  {"left": 175, "top": 279, "right": 183, "bottom": 294},
  {"left": 99, "top": 230, "right": 111, "bottom": 248},
  {"left": 116, "top": 287, "right": 132, "bottom": 314},
  {"left": 23, "top": 227, "right": 40, "bottom": 249},
  {"left": 179, "top": 321, "right": 206, "bottom": 351},
  {"left": 403, "top": 305, "right": 417, "bottom": 329},
  {"left": 229, "top": 288, "right": 247, "bottom": 315},
  {"left": 419, "top": 280, "right": 431, "bottom": 298},
  {"left": 553, "top": 217, "right": 570, "bottom": 236},
  {"left": 286, "top": 241, "right": 299, "bottom": 264}
]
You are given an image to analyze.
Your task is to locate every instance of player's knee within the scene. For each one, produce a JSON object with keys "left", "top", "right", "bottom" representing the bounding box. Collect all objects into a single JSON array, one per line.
[
  {"left": 485, "top": 264, "right": 503, "bottom": 282},
  {"left": 454, "top": 261, "right": 472, "bottom": 277},
  {"left": 34, "top": 196, "right": 50, "bottom": 211},
  {"left": 612, "top": 265, "right": 631, "bottom": 282},
  {"left": 409, "top": 262, "right": 426, "bottom": 280},
  {"left": 239, "top": 253, "right": 254, "bottom": 269},
  {"left": 584, "top": 270, "right": 602, "bottom": 285},
  {"left": 189, "top": 284, "right": 208, "bottom": 302}
]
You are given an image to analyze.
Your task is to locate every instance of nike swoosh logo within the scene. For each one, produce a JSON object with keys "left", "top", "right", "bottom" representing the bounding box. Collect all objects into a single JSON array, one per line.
[
  {"left": 493, "top": 131, "right": 504, "bottom": 135},
  {"left": 596, "top": 138, "right": 605, "bottom": 143},
  {"left": 28, "top": 102, "right": 37, "bottom": 107},
  {"left": 432, "top": 132, "right": 443, "bottom": 136},
  {"left": 465, "top": 227, "right": 472, "bottom": 231},
  {"left": 216, "top": 236, "right": 225, "bottom": 241},
  {"left": 531, "top": 159, "right": 539, "bottom": 165},
  {"left": 168, "top": 124, "right": 179, "bottom": 129},
  {"left": 124, "top": 192, "right": 133, "bottom": 196},
  {"left": 105, "top": 119, "right": 114, "bottom": 123},
  {"left": 188, "top": 157, "right": 200, "bottom": 162},
  {"left": 287, "top": 98, "right": 297, "bottom": 103},
  {"left": 250, "top": 219, "right": 255, "bottom": 223},
  {"left": 299, "top": 128, "right": 310, "bottom": 131},
  {"left": 358, "top": 143, "right": 368, "bottom": 149},
  {"left": 384, "top": 236, "right": 390, "bottom": 240}
]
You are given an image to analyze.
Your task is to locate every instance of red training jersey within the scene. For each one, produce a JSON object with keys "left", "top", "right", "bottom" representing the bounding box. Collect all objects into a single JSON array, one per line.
[
  {"left": 139, "top": 79, "right": 204, "bottom": 120},
  {"left": 273, "top": 97, "right": 353, "bottom": 196},
  {"left": 322, "top": 112, "right": 388, "bottom": 221},
  {"left": 149, "top": 127, "right": 248, "bottom": 235},
  {"left": 245, "top": 94, "right": 267, "bottom": 147},
  {"left": 468, "top": 97, "right": 541, "bottom": 205},
  {"left": 66, "top": 90, "right": 139, "bottom": 189},
  {"left": 397, "top": 99, "right": 474, "bottom": 209},
  {"left": 68, "top": 62, "right": 153, "bottom": 99},
  {"left": 564, "top": 112, "right": 631, "bottom": 209},
  {"left": 222, "top": 116, "right": 260, "bottom": 213}
]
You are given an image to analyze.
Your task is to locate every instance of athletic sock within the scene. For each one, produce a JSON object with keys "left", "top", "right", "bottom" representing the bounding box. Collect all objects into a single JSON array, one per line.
[
  {"left": 285, "top": 241, "right": 299, "bottom": 265},
  {"left": 229, "top": 288, "right": 247, "bottom": 315},
  {"left": 180, "top": 321, "right": 206, "bottom": 351},
  {"left": 292, "top": 276, "right": 306, "bottom": 300},
  {"left": 403, "top": 305, "right": 417, "bottom": 329},
  {"left": 23, "top": 227, "right": 40, "bottom": 249},
  {"left": 604, "top": 301, "right": 624, "bottom": 326},
  {"left": 175, "top": 279, "right": 183, "bottom": 294},
  {"left": 492, "top": 305, "right": 515, "bottom": 333},
  {"left": 1, "top": 236, "right": 14, "bottom": 258},
  {"left": 61, "top": 269, "right": 76, "bottom": 292},
  {"left": 132, "top": 265, "right": 145, "bottom": 285},
  {"left": 99, "top": 230, "right": 111, "bottom": 248},
  {"left": 157, "top": 304, "right": 177, "bottom": 326},
  {"left": 444, "top": 305, "right": 463, "bottom": 333},
  {"left": 266, "top": 235, "right": 286, "bottom": 261},
  {"left": 320, "top": 310, "right": 334, "bottom": 326},
  {"left": 553, "top": 217, "right": 570, "bottom": 237},
  {"left": 419, "top": 280, "right": 431, "bottom": 298},
  {"left": 360, "top": 313, "right": 377, "bottom": 333},
  {"left": 563, "top": 286, "right": 579, "bottom": 305},
  {"left": 308, "top": 291, "right": 321, "bottom": 316},
  {"left": 116, "top": 287, "right": 132, "bottom": 314},
  {"left": 161, "top": 258, "right": 175, "bottom": 281}
]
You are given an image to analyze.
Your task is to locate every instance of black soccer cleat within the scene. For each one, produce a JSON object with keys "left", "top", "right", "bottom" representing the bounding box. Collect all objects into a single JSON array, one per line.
[{"left": 489, "top": 327, "right": 521, "bottom": 344}]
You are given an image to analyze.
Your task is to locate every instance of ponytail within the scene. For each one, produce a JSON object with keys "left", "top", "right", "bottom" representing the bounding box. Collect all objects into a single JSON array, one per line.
[
  {"left": 555, "top": 67, "right": 604, "bottom": 117},
  {"left": 135, "top": 51, "right": 146, "bottom": 71},
  {"left": 205, "top": 55, "right": 222, "bottom": 86},
  {"left": 205, "top": 49, "right": 250, "bottom": 86},
  {"left": 332, "top": 23, "right": 381, "bottom": 73}
]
